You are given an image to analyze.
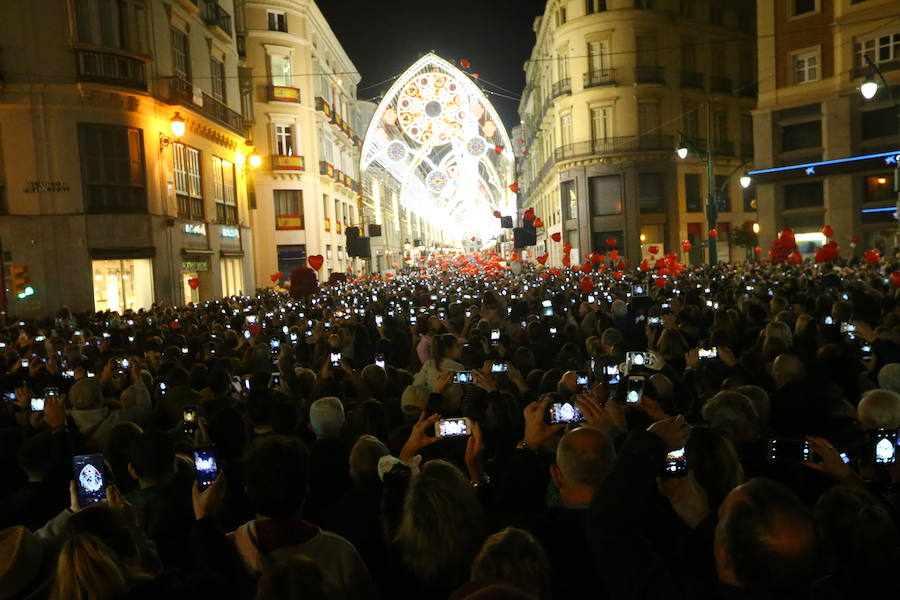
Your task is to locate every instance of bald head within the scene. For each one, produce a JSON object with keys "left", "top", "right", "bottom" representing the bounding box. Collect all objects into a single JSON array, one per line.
[
  {"left": 553, "top": 427, "right": 613, "bottom": 505},
  {"left": 772, "top": 354, "right": 805, "bottom": 389},
  {"left": 858, "top": 389, "right": 900, "bottom": 430}
]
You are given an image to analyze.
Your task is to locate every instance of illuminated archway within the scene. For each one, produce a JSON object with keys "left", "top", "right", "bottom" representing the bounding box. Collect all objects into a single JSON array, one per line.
[{"left": 361, "top": 53, "right": 516, "bottom": 243}]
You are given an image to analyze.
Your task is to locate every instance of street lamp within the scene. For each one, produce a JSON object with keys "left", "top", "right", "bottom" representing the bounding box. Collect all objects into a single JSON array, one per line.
[
  {"left": 675, "top": 112, "right": 718, "bottom": 266},
  {"left": 159, "top": 112, "right": 185, "bottom": 150},
  {"left": 248, "top": 153, "right": 262, "bottom": 169},
  {"left": 752, "top": 222, "right": 760, "bottom": 235},
  {"left": 859, "top": 55, "right": 900, "bottom": 243},
  {"left": 740, "top": 175, "right": 752, "bottom": 189}
]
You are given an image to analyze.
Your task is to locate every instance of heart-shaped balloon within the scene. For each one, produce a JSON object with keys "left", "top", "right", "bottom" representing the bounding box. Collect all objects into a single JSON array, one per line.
[
  {"left": 549, "top": 268, "right": 561, "bottom": 276},
  {"left": 270, "top": 273, "right": 280, "bottom": 282},
  {"left": 681, "top": 240, "right": 692, "bottom": 253},
  {"left": 580, "top": 277, "right": 594, "bottom": 293},
  {"left": 508, "top": 182, "right": 519, "bottom": 193},
  {"left": 612, "top": 271, "right": 623, "bottom": 281},
  {"left": 648, "top": 245, "right": 659, "bottom": 255},
  {"left": 188, "top": 278, "right": 200, "bottom": 290},
  {"left": 495, "top": 145, "right": 504, "bottom": 155},
  {"left": 655, "top": 277, "right": 667, "bottom": 288},
  {"left": 533, "top": 218, "right": 543, "bottom": 228},
  {"left": 590, "top": 253, "right": 603, "bottom": 265},
  {"left": 892, "top": 271, "right": 900, "bottom": 287},
  {"left": 308, "top": 255, "right": 324, "bottom": 271},
  {"left": 580, "top": 261, "right": 592, "bottom": 275},
  {"left": 493, "top": 210, "right": 501, "bottom": 218},
  {"left": 822, "top": 225, "right": 834, "bottom": 238},
  {"left": 551, "top": 232, "right": 561, "bottom": 242},
  {"left": 865, "top": 249, "right": 881, "bottom": 264},
  {"left": 609, "top": 250, "right": 619, "bottom": 262},
  {"left": 605, "top": 237, "right": 617, "bottom": 248},
  {"left": 536, "top": 253, "right": 548, "bottom": 265},
  {"left": 524, "top": 207, "right": 535, "bottom": 221},
  {"left": 562, "top": 254, "right": 571, "bottom": 267}
]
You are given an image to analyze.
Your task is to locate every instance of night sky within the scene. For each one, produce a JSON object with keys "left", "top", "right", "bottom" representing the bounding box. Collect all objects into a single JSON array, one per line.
[{"left": 318, "top": 0, "right": 548, "bottom": 131}]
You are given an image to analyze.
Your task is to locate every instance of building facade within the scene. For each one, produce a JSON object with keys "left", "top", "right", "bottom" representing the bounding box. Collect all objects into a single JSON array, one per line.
[
  {"left": 518, "top": 0, "right": 757, "bottom": 266},
  {"left": 237, "top": 0, "right": 366, "bottom": 284},
  {"left": 0, "top": 0, "right": 253, "bottom": 317},
  {"left": 751, "top": 0, "right": 900, "bottom": 256}
]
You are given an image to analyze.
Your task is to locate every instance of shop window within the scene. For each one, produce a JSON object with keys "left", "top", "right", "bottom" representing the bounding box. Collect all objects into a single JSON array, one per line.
[
  {"left": 211, "top": 156, "right": 236, "bottom": 224},
  {"left": 275, "top": 190, "right": 303, "bottom": 230},
  {"left": 638, "top": 173, "right": 664, "bottom": 213},
  {"left": 590, "top": 175, "right": 623, "bottom": 215},
  {"left": 561, "top": 180, "right": 578, "bottom": 220},
  {"left": 78, "top": 124, "right": 146, "bottom": 213},
  {"left": 220, "top": 257, "right": 244, "bottom": 297},
  {"left": 173, "top": 143, "right": 203, "bottom": 220},
  {"left": 91, "top": 258, "right": 153, "bottom": 313},
  {"left": 685, "top": 173, "right": 702, "bottom": 212}
]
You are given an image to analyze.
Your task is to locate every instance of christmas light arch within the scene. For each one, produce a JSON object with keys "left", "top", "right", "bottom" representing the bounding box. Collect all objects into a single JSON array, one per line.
[{"left": 361, "top": 53, "right": 516, "bottom": 242}]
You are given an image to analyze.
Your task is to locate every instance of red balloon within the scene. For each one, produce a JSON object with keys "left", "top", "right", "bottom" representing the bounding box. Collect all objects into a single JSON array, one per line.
[
  {"left": 523, "top": 207, "right": 535, "bottom": 221},
  {"left": 460, "top": 58, "right": 471, "bottom": 69},
  {"left": 495, "top": 145, "right": 504, "bottom": 155},
  {"left": 612, "top": 271, "right": 623, "bottom": 281},
  {"left": 789, "top": 250, "right": 802, "bottom": 264},
  {"left": 508, "top": 182, "right": 519, "bottom": 193},
  {"left": 590, "top": 252, "right": 603, "bottom": 265},
  {"left": 648, "top": 245, "right": 659, "bottom": 255},
  {"left": 562, "top": 254, "right": 571, "bottom": 267},
  {"left": 580, "top": 277, "right": 594, "bottom": 293},
  {"left": 580, "top": 261, "right": 592, "bottom": 275},
  {"left": 616, "top": 260, "right": 625, "bottom": 271},
  {"left": 533, "top": 218, "right": 544, "bottom": 228},
  {"left": 609, "top": 250, "right": 619, "bottom": 262},
  {"left": 605, "top": 237, "right": 617, "bottom": 248},
  {"left": 754, "top": 246, "right": 762, "bottom": 254},
  {"left": 654, "top": 277, "right": 667, "bottom": 288},
  {"left": 892, "top": 271, "right": 900, "bottom": 287},
  {"left": 536, "top": 253, "right": 548, "bottom": 265},
  {"left": 639, "top": 259, "right": 649, "bottom": 272},
  {"left": 551, "top": 232, "right": 562, "bottom": 242},
  {"left": 779, "top": 228, "right": 796, "bottom": 250},
  {"left": 822, "top": 225, "right": 834, "bottom": 238},
  {"left": 188, "top": 278, "right": 200, "bottom": 289},
  {"left": 708, "top": 228, "right": 718, "bottom": 238},
  {"left": 681, "top": 240, "right": 692, "bottom": 253},
  {"left": 307, "top": 255, "right": 324, "bottom": 271},
  {"left": 851, "top": 236, "right": 860, "bottom": 244},
  {"left": 493, "top": 210, "right": 501, "bottom": 218},
  {"left": 865, "top": 249, "right": 881, "bottom": 264},
  {"left": 549, "top": 268, "right": 561, "bottom": 276},
  {"left": 270, "top": 273, "right": 280, "bottom": 282}
]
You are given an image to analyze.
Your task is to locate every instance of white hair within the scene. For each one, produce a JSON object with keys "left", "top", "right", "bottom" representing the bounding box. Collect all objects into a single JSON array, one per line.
[{"left": 309, "top": 396, "right": 345, "bottom": 439}]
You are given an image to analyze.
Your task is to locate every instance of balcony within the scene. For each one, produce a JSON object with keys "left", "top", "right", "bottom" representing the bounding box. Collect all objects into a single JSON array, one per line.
[
  {"left": 273, "top": 155, "right": 305, "bottom": 171},
  {"left": 165, "top": 77, "right": 243, "bottom": 135},
  {"left": 583, "top": 69, "right": 617, "bottom": 88},
  {"left": 738, "top": 81, "right": 757, "bottom": 97},
  {"left": 319, "top": 160, "right": 335, "bottom": 179},
  {"left": 554, "top": 135, "right": 675, "bottom": 162},
  {"left": 680, "top": 71, "right": 704, "bottom": 89},
  {"left": 635, "top": 65, "right": 665, "bottom": 84},
  {"left": 710, "top": 76, "right": 732, "bottom": 94},
  {"left": 174, "top": 0, "right": 198, "bottom": 13},
  {"left": 551, "top": 78, "right": 572, "bottom": 98},
  {"left": 201, "top": 0, "right": 232, "bottom": 41},
  {"left": 76, "top": 50, "right": 147, "bottom": 92},
  {"left": 315, "top": 96, "right": 333, "bottom": 119},
  {"left": 268, "top": 85, "right": 301, "bottom": 103}
]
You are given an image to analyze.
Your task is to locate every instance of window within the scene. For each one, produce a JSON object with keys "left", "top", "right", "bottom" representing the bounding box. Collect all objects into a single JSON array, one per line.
[
  {"left": 712, "top": 108, "right": 727, "bottom": 141},
  {"left": 864, "top": 174, "right": 895, "bottom": 204},
  {"left": 710, "top": 5, "right": 723, "bottom": 25},
  {"left": 75, "top": 0, "right": 147, "bottom": 53},
  {"left": 560, "top": 114, "right": 573, "bottom": 149},
  {"left": 861, "top": 107, "right": 900, "bottom": 140},
  {"left": 171, "top": 28, "right": 190, "bottom": 81},
  {"left": 636, "top": 35, "right": 657, "bottom": 66},
  {"left": 270, "top": 54, "right": 292, "bottom": 87},
  {"left": 588, "top": 41, "right": 609, "bottom": 73},
  {"left": 558, "top": 51, "right": 569, "bottom": 81},
  {"left": 741, "top": 114, "right": 753, "bottom": 144},
  {"left": 211, "top": 157, "right": 236, "bottom": 224},
  {"left": 593, "top": 230, "right": 622, "bottom": 252},
  {"left": 792, "top": 0, "right": 816, "bottom": 16},
  {"left": 267, "top": 10, "right": 287, "bottom": 32},
  {"left": 685, "top": 173, "right": 702, "bottom": 212},
  {"left": 638, "top": 173, "right": 664, "bottom": 213},
  {"left": 274, "top": 124, "right": 294, "bottom": 155},
  {"left": 91, "top": 258, "right": 154, "bottom": 313},
  {"left": 683, "top": 103, "right": 700, "bottom": 138},
  {"left": 585, "top": 0, "right": 606, "bottom": 13},
  {"left": 220, "top": 257, "right": 244, "bottom": 297},
  {"left": 679, "top": 0, "right": 694, "bottom": 17},
  {"left": 784, "top": 181, "right": 823, "bottom": 209},
  {"left": 174, "top": 143, "right": 203, "bottom": 220},
  {"left": 792, "top": 50, "right": 819, "bottom": 84},
  {"left": 210, "top": 57, "right": 226, "bottom": 102},
  {"left": 78, "top": 124, "right": 146, "bottom": 213},
  {"left": 561, "top": 180, "right": 578, "bottom": 220},
  {"left": 782, "top": 121, "right": 821, "bottom": 151},
  {"left": 638, "top": 101, "right": 659, "bottom": 135},
  {"left": 589, "top": 175, "right": 623, "bottom": 216},
  {"left": 591, "top": 106, "right": 613, "bottom": 143},
  {"left": 711, "top": 44, "right": 726, "bottom": 77},
  {"left": 681, "top": 37, "right": 696, "bottom": 71},
  {"left": 556, "top": 7, "right": 567, "bottom": 26},
  {"left": 855, "top": 31, "right": 900, "bottom": 68},
  {"left": 715, "top": 175, "right": 730, "bottom": 211},
  {"left": 274, "top": 190, "right": 303, "bottom": 230}
]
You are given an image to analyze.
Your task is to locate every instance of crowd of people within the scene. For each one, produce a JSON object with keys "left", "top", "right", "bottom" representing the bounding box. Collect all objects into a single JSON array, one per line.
[{"left": 2, "top": 255, "right": 900, "bottom": 600}]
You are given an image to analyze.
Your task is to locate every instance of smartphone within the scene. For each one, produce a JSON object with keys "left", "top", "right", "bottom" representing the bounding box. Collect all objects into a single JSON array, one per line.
[
  {"left": 840, "top": 322, "right": 856, "bottom": 340},
  {"left": 698, "top": 347, "right": 718, "bottom": 360},
  {"left": 270, "top": 372, "right": 281, "bottom": 387},
  {"left": 632, "top": 285, "right": 647, "bottom": 297},
  {"left": 604, "top": 364, "right": 621, "bottom": 385},
  {"left": 490, "top": 329, "right": 500, "bottom": 345},
  {"left": 625, "top": 375, "right": 645, "bottom": 404},
  {"left": 575, "top": 370, "right": 590, "bottom": 393},
  {"left": 437, "top": 417, "right": 473, "bottom": 437},
  {"left": 31, "top": 397, "right": 45, "bottom": 412},
  {"left": 193, "top": 446, "right": 219, "bottom": 492},
  {"left": 181, "top": 347, "right": 189, "bottom": 355},
  {"left": 243, "top": 330, "right": 252, "bottom": 340},
  {"left": 872, "top": 429, "right": 898, "bottom": 465},
  {"left": 491, "top": 361, "right": 509, "bottom": 373},
  {"left": 548, "top": 401, "right": 586, "bottom": 424},
  {"left": 861, "top": 343, "right": 873, "bottom": 362},
  {"left": 63, "top": 369, "right": 75, "bottom": 378},
  {"left": 626, "top": 351, "right": 652, "bottom": 368},
  {"left": 648, "top": 316, "right": 662, "bottom": 326},
  {"left": 767, "top": 438, "right": 812, "bottom": 463},
  {"left": 242, "top": 376, "right": 251, "bottom": 391},
  {"left": 410, "top": 315, "right": 417, "bottom": 325},
  {"left": 269, "top": 338, "right": 281, "bottom": 350},
  {"left": 183, "top": 406, "right": 197, "bottom": 423},
  {"left": 117, "top": 357, "right": 131, "bottom": 370},
  {"left": 329, "top": 352, "right": 341, "bottom": 368},
  {"left": 375, "top": 315, "right": 384, "bottom": 327},
  {"left": 661, "top": 448, "right": 689, "bottom": 477},
  {"left": 587, "top": 295, "right": 596, "bottom": 304},
  {"left": 245, "top": 315, "right": 258, "bottom": 326},
  {"left": 465, "top": 309, "right": 472, "bottom": 318},
  {"left": 454, "top": 371, "right": 474, "bottom": 384},
  {"left": 824, "top": 316, "right": 834, "bottom": 325},
  {"left": 34, "top": 335, "right": 46, "bottom": 342},
  {"left": 72, "top": 454, "right": 108, "bottom": 507},
  {"left": 158, "top": 381, "right": 167, "bottom": 396},
  {"left": 20, "top": 359, "right": 29, "bottom": 368},
  {"left": 5, "top": 391, "right": 16, "bottom": 402},
  {"left": 540, "top": 300, "right": 555, "bottom": 318},
  {"left": 374, "top": 354, "right": 386, "bottom": 369},
  {"left": 290, "top": 333, "right": 298, "bottom": 343}
]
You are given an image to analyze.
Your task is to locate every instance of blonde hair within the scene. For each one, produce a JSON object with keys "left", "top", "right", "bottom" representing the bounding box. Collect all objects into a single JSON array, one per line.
[
  {"left": 52, "top": 534, "right": 127, "bottom": 600},
  {"left": 394, "top": 460, "right": 485, "bottom": 581}
]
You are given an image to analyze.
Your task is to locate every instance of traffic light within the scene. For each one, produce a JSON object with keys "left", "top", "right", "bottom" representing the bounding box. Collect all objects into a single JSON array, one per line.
[{"left": 10, "top": 265, "right": 34, "bottom": 299}]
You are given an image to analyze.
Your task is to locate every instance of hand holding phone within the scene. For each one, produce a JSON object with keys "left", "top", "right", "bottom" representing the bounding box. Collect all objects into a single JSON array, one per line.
[
  {"left": 625, "top": 375, "right": 645, "bottom": 404},
  {"left": 194, "top": 446, "right": 219, "bottom": 491},
  {"left": 72, "top": 454, "right": 108, "bottom": 507},
  {"left": 437, "top": 417, "right": 473, "bottom": 437}
]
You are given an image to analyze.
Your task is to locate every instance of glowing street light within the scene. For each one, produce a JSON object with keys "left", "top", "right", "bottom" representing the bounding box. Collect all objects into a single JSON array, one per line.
[
  {"left": 248, "top": 153, "right": 262, "bottom": 169},
  {"left": 170, "top": 112, "right": 186, "bottom": 138},
  {"left": 752, "top": 222, "right": 760, "bottom": 235},
  {"left": 740, "top": 175, "right": 752, "bottom": 189},
  {"left": 676, "top": 144, "right": 689, "bottom": 160},
  {"left": 860, "top": 76, "right": 878, "bottom": 100}
]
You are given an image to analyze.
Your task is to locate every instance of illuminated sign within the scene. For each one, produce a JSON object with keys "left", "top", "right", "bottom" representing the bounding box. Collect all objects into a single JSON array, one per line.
[
  {"left": 747, "top": 150, "right": 900, "bottom": 183},
  {"left": 220, "top": 227, "right": 239, "bottom": 238},
  {"left": 184, "top": 223, "right": 207, "bottom": 235}
]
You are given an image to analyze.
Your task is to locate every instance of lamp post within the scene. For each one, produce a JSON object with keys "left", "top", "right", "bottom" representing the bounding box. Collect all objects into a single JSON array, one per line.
[
  {"left": 676, "top": 103, "right": 718, "bottom": 265},
  {"left": 860, "top": 55, "right": 900, "bottom": 245}
]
